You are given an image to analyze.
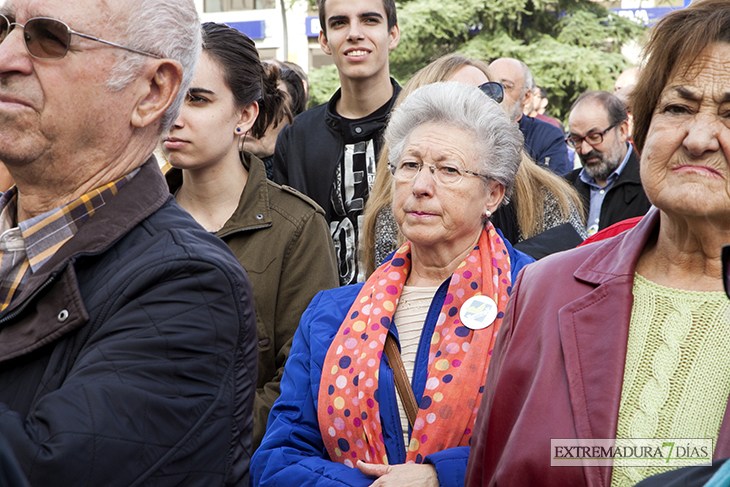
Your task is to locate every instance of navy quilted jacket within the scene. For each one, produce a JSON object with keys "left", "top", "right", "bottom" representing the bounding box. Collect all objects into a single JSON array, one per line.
[{"left": 0, "top": 159, "right": 258, "bottom": 486}]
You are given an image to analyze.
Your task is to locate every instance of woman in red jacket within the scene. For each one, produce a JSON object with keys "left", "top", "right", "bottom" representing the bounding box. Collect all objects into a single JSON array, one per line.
[{"left": 466, "top": 2, "right": 730, "bottom": 486}]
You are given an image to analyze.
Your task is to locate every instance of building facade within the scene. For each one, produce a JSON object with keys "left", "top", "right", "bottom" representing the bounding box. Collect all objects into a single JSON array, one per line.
[{"left": 195, "top": 0, "right": 329, "bottom": 73}]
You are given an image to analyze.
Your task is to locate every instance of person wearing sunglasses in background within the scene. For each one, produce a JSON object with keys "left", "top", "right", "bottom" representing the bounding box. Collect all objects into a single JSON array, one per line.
[
  {"left": 0, "top": 1, "right": 258, "bottom": 486},
  {"left": 565, "top": 91, "right": 652, "bottom": 236},
  {"left": 360, "top": 54, "right": 586, "bottom": 275}
]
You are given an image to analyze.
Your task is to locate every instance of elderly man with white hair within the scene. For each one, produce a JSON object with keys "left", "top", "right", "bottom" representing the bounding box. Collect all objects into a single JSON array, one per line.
[
  {"left": 0, "top": 0, "right": 257, "bottom": 485},
  {"left": 489, "top": 57, "right": 571, "bottom": 176}
]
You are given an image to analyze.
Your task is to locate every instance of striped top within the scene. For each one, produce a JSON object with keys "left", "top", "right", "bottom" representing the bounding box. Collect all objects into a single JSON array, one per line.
[
  {"left": 0, "top": 171, "right": 136, "bottom": 311},
  {"left": 392, "top": 285, "right": 440, "bottom": 449}
]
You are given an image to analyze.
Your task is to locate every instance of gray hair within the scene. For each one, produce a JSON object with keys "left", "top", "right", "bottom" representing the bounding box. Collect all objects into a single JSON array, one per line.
[
  {"left": 386, "top": 82, "right": 523, "bottom": 204},
  {"left": 106, "top": 0, "right": 202, "bottom": 132},
  {"left": 519, "top": 60, "right": 534, "bottom": 99}
]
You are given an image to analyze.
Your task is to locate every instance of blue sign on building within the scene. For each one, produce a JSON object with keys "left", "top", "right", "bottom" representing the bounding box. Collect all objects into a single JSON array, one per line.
[
  {"left": 306, "top": 16, "right": 321, "bottom": 38},
  {"left": 226, "top": 20, "right": 266, "bottom": 40},
  {"left": 609, "top": 7, "right": 683, "bottom": 27}
]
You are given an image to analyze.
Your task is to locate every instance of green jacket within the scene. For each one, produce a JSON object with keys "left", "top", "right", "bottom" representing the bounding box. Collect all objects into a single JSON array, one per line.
[{"left": 167, "top": 153, "right": 338, "bottom": 450}]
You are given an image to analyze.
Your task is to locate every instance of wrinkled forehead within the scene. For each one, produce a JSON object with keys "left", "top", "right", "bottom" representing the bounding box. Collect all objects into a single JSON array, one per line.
[
  {"left": 401, "top": 122, "right": 478, "bottom": 160},
  {"left": 2, "top": 0, "right": 120, "bottom": 33},
  {"left": 490, "top": 60, "right": 523, "bottom": 86},
  {"left": 664, "top": 42, "right": 730, "bottom": 94}
]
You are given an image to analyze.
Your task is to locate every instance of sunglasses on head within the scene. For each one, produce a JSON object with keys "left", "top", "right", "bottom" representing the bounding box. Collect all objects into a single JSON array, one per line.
[
  {"left": 722, "top": 245, "right": 730, "bottom": 298},
  {"left": 0, "top": 14, "right": 160, "bottom": 60},
  {"left": 478, "top": 81, "right": 504, "bottom": 104}
]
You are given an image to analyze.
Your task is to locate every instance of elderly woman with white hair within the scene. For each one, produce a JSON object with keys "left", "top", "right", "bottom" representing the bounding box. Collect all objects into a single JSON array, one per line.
[{"left": 251, "top": 82, "right": 533, "bottom": 487}]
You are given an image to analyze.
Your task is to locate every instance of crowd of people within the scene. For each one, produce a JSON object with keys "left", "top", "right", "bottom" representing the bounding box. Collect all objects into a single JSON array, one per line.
[{"left": 0, "top": 0, "right": 728, "bottom": 486}]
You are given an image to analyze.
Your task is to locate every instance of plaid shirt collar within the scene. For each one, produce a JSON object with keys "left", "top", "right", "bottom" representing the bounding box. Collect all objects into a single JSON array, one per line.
[{"left": 0, "top": 169, "right": 138, "bottom": 310}]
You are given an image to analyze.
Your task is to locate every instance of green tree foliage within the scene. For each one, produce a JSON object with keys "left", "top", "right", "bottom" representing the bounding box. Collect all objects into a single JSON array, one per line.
[
  {"left": 307, "top": 0, "right": 645, "bottom": 121},
  {"left": 307, "top": 64, "right": 340, "bottom": 109}
]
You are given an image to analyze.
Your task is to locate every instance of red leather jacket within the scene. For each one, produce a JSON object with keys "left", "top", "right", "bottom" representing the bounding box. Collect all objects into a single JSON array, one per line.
[{"left": 466, "top": 208, "right": 730, "bottom": 487}]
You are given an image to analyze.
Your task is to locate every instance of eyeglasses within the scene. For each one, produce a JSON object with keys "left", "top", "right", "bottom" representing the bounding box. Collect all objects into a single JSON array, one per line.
[
  {"left": 478, "top": 81, "right": 504, "bottom": 104},
  {"left": 0, "top": 14, "right": 161, "bottom": 60},
  {"left": 565, "top": 121, "right": 619, "bottom": 149},
  {"left": 388, "top": 160, "right": 490, "bottom": 186},
  {"left": 722, "top": 245, "right": 730, "bottom": 298}
]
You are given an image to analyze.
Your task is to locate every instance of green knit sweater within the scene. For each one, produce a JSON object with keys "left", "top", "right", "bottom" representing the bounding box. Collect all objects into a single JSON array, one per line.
[{"left": 611, "top": 274, "right": 730, "bottom": 487}]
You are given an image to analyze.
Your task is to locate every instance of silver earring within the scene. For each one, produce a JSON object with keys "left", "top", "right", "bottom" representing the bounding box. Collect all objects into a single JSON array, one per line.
[{"left": 485, "top": 210, "right": 492, "bottom": 218}]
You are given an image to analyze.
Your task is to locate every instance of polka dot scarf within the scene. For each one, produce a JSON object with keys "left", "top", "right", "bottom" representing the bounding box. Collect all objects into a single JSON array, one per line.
[{"left": 318, "top": 223, "right": 511, "bottom": 466}]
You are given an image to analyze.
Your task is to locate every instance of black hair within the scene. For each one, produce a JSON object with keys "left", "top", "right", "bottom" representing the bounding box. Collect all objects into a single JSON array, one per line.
[
  {"left": 201, "top": 22, "right": 287, "bottom": 139},
  {"left": 264, "top": 60, "right": 307, "bottom": 118},
  {"left": 283, "top": 61, "right": 308, "bottom": 90},
  {"left": 570, "top": 91, "right": 627, "bottom": 127},
  {"left": 279, "top": 68, "right": 307, "bottom": 117}
]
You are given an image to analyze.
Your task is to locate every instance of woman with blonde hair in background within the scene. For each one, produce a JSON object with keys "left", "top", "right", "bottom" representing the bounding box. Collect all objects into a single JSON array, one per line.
[{"left": 360, "top": 53, "right": 586, "bottom": 276}]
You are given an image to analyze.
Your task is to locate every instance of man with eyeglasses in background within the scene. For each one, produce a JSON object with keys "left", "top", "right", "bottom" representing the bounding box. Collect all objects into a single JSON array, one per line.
[
  {"left": 564, "top": 91, "right": 651, "bottom": 236},
  {"left": 0, "top": 0, "right": 258, "bottom": 485}
]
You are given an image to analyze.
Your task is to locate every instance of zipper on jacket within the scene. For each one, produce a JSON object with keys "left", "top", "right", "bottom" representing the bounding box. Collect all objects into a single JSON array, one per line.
[{"left": 0, "top": 272, "right": 58, "bottom": 325}]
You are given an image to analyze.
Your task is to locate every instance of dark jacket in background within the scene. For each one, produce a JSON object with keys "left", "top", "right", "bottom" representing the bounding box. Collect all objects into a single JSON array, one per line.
[
  {"left": 0, "top": 159, "right": 258, "bottom": 486},
  {"left": 491, "top": 202, "right": 585, "bottom": 260},
  {"left": 565, "top": 145, "right": 652, "bottom": 231},
  {"left": 167, "top": 153, "right": 338, "bottom": 450},
  {"left": 272, "top": 79, "right": 401, "bottom": 224},
  {"left": 518, "top": 115, "right": 571, "bottom": 176},
  {"left": 635, "top": 459, "right": 729, "bottom": 487}
]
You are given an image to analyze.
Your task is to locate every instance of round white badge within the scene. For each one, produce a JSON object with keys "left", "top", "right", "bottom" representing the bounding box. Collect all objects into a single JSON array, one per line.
[{"left": 459, "top": 295, "right": 498, "bottom": 330}]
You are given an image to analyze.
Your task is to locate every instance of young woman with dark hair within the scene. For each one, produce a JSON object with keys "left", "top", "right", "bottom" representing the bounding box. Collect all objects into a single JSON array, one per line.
[{"left": 162, "top": 22, "right": 338, "bottom": 450}]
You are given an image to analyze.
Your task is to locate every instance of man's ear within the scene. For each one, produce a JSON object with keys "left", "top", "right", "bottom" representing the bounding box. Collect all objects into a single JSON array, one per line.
[
  {"left": 319, "top": 30, "right": 331, "bottom": 55},
  {"left": 388, "top": 23, "right": 400, "bottom": 51},
  {"left": 617, "top": 119, "right": 630, "bottom": 143},
  {"left": 131, "top": 59, "right": 184, "bottom": 129},
  {"left": 521, "top": 86, "right": 532, "bottom": 112}
]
